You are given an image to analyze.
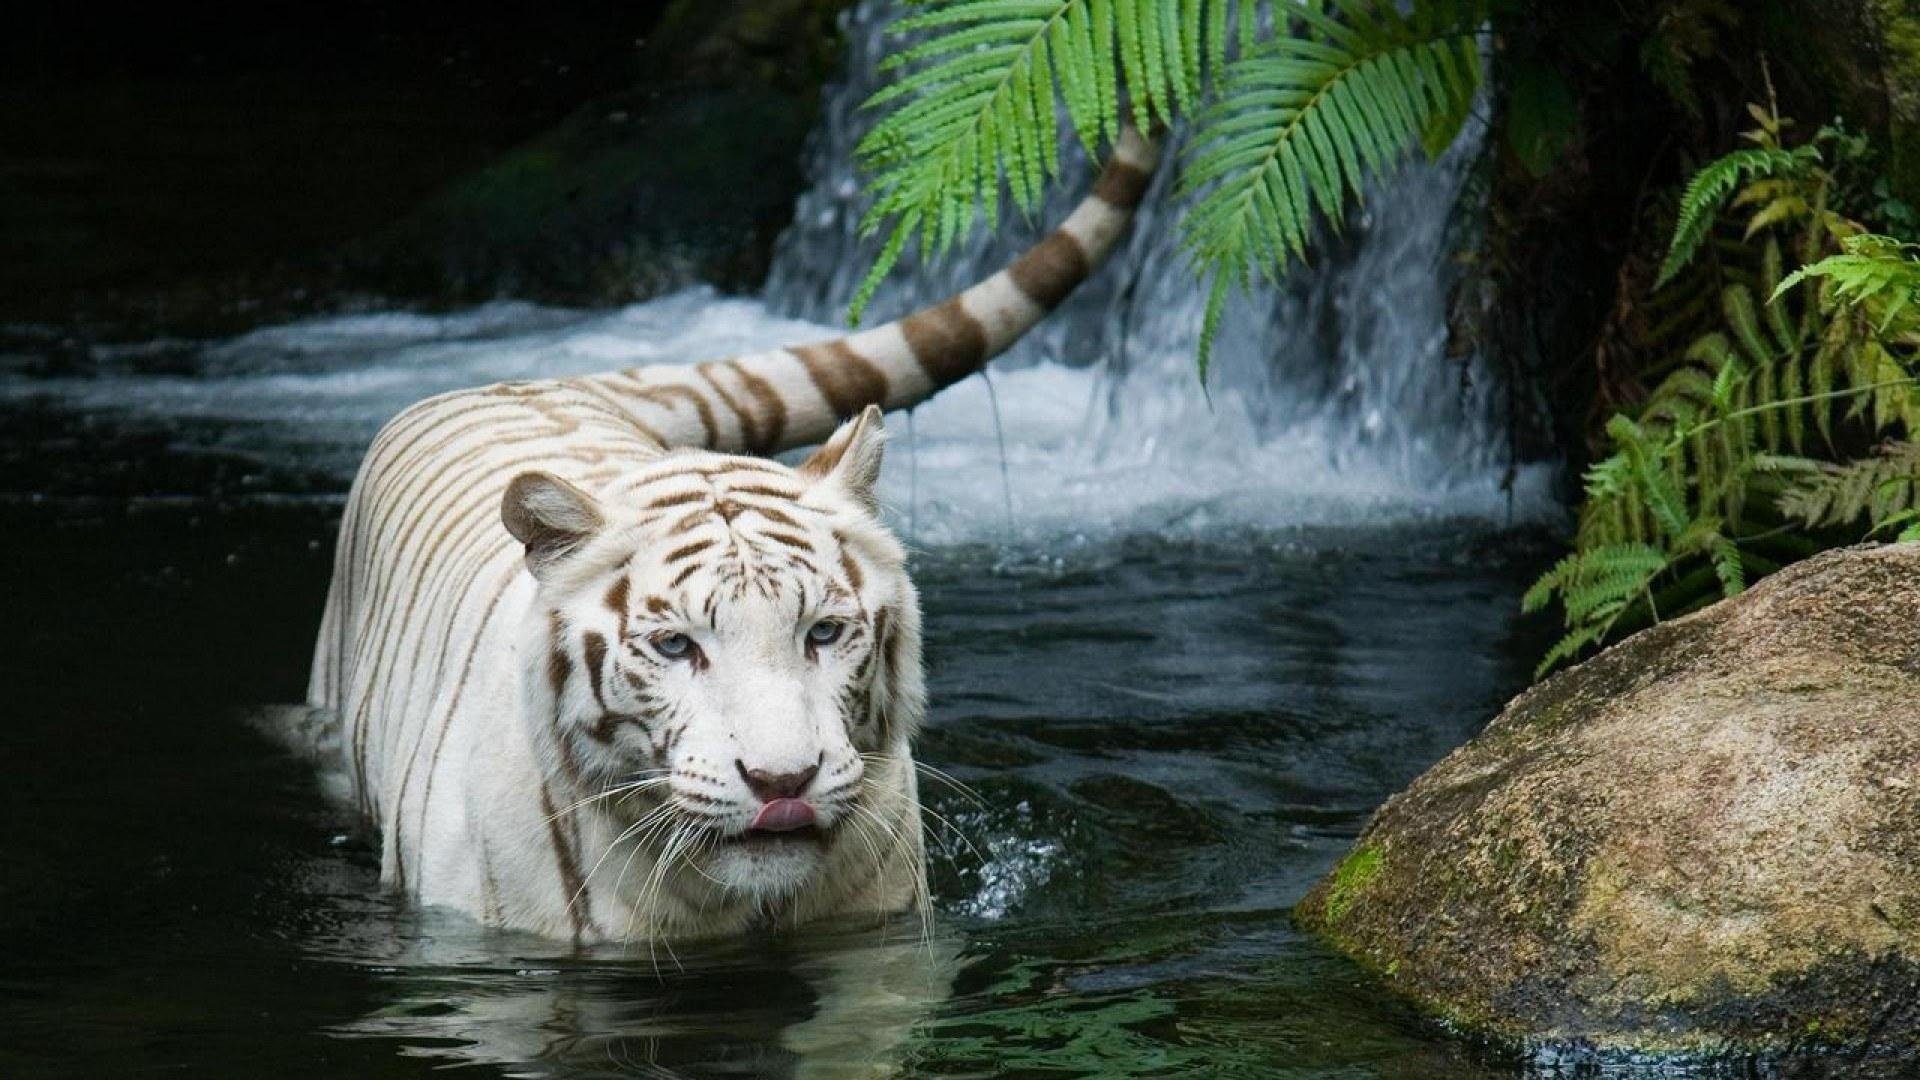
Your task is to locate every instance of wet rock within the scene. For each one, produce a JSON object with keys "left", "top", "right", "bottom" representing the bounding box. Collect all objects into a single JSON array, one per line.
[
  {"left": 352, "top": 0, "right": 856, "bottom": 305},
  {"left": 1295, "top": 544, "right": 1920, "bottom": 1058}
]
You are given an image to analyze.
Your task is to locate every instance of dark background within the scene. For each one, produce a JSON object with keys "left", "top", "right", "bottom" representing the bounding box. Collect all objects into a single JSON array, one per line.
[{"left": 2, "top": 1, "right": 672, "bottom": 329}]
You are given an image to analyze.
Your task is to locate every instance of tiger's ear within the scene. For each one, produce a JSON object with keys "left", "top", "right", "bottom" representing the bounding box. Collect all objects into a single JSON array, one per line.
[
  {"left": 502, "top": 471, "right": 605, "bottom": 581},
  {"left": 798, "top": 404, "right": 885, "bottom": 511}
]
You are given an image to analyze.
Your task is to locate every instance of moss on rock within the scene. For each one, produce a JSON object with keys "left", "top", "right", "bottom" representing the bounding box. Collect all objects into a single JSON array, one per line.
[{"left": 1297, "top": 544, "right": 1920, "bottom": 1060}]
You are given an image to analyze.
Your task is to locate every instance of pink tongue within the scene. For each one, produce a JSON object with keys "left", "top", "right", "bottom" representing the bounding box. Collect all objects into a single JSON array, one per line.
[{"left": 749, "top": 798, "right": 817, "bottom": 832}]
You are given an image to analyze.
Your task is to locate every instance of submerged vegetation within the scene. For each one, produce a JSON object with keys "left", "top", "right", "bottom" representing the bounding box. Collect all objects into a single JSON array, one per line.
[{"left": 852, "top": 0, "right": 1920, "bottom": 674}]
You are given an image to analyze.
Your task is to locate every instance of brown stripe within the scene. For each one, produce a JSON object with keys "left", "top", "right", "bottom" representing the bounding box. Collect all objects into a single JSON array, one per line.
[
  {"left": 645, "top": 489, "right": 706, "bottom": 510},
  {"left": 761, "top": 530, "right": 814, "bottom": 552},
  {"left": 666, "top": 538, "right": 716, "bottom": 563},
  {"left": 696, "top": 362, "right": 760, "bottom": 451},
  {"left": 728, "top": 483, "right": 804, "bottom": 500},
  {"left": 900, "top": 297, "right": 989, "bottom": 389},
  {"left": 750, "top": 504, "right": 802, "bottom": 530},
  {"left": 667, "top": 509, "right": 709, "bottom": 535},
  {"left": 582, "top": 631, "right": 608, "bottom": 709},
  {"left": 704, "top": 460, "right": 789, "bottom": 477},
  {"left": 1007, "top": 230, "right": 1091, "bottom": 311},
  {"left": 589, "top": 711, "right": 651, "bottom": 745},
  {"left": 645, "top": 595, "right": 672, "bottom": 615},
  {"left": 838, "top": 545, "right": 864, "bottom": 591},
  {"left": 670, "top": 563, "right": 703, "bottom": 589},
  {"left": 790, "top": 340, "right": 890, "bottom": 419},
  {"left": 1092, "top": 158, "right": 1152, "bottom": 210},
  {"left": 723, "top": 359, "right": 789, "bottom": 454},
  {"left": 604, "top": 576, "right": 630, "bottom": 616},
  {"left": 547, "top": 626, "right": 572, "bottom": 696},
  {"left": 537, "top": 784, "right": 593, "bottom": 943},
  {"left": 629, "top": 383, "right": 717, "bottom": 446},
  {"left": 876, "top": 607, "right": 902, "bottom": 743}
]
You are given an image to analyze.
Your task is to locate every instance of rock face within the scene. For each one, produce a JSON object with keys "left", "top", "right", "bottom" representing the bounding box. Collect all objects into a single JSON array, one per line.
[
  {"left": 1775, "top": 0, "right": 1920, "bottom": 205},
  {"left": 1296, "top": 544, "right": 1920, "bottom": 1057},
  {"left": 352, "top": 0, "right": 856, "bottom": 305}
]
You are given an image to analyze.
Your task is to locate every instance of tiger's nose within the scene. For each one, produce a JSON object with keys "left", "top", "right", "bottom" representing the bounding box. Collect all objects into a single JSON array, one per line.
[{"left": 736, "top": 758, "right": 820, "bottom": 803}]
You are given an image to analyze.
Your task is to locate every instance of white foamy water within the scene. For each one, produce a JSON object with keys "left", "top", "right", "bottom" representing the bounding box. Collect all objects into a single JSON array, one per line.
[{"left": 3, "top": 283, "right": 1554, "bottom": 543}]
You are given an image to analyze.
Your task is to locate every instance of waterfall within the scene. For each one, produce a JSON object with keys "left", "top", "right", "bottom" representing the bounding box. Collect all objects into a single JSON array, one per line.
[
  {"left": 765, "top": 0, "right": 1551, "bottom": 524},
  {"left": 0, "top": 0, "right": 1558, "bottom": 542}
]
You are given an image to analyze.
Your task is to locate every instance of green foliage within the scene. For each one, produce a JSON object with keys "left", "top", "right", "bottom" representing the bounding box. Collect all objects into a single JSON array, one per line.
[
  {"left": 852, "top": 0, "right": 1244, "bottom": 324},
  {"left": 1531, "top": 106, "right": 1920, "bottom": 677},
  {"left": 1180, "top": 1, "right": 1483, "bottom": 372},
  {"left": 1655, "top": 108, "right": 1824, "bottom": 287},
  {"left": 1776, "top": 233, "right": 1920, "bottom": 330},
  {"left": 850, "top": 0, "right": 1488, "bottom": 375}
]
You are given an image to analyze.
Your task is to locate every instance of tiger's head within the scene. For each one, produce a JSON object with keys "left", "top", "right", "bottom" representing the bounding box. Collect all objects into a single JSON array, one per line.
[{"left": 500, "top": 406, "right": 925, "bottom": 903}]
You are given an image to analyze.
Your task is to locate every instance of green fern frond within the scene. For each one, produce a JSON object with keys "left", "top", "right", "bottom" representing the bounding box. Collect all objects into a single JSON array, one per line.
[
  {"left": 851, "top": 0, "right": 1246, "bottom": 326},
  {"left": 1656, "top": 146, "right": 1811, "bottom": 287},
  {"left": 1180, "top": 0, "right": 1484, "bottom": 373},
  {"left": 1883, "top": 509, "right": 1920, "bottom": 542},
  {"left": 1775, "top": 233, "right": 1920, "bottom": 333},
  {"left": 1525, "top": 542, "right": 1669, "bottom": 677}
]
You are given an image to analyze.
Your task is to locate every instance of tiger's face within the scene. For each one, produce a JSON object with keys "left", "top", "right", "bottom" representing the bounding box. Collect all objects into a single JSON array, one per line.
[{"left": 502, "top": 407, "right": 924, "bottom": 902}]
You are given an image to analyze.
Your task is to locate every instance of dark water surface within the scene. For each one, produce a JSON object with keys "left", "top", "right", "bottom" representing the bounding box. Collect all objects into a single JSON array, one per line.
[{"left": 0, "top": 387, "right": 1565, "bottom": 1077}]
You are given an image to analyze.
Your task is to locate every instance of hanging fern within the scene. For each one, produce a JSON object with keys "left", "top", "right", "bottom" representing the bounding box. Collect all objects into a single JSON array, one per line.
[
  {"left": 849, "top": 0, "right": 1489, "bottom": 374},
  {"left": 1181, "top": 0, "right": 1484, "bottom": 372},
  {"left": 851, "top": 0, "right": 1245, "bottom": 324}
]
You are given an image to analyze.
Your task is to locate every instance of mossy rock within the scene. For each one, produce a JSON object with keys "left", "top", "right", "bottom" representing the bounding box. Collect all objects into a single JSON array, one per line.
[{"left": 1297, "top": 544, "right": 1920, "bottom": 1060}]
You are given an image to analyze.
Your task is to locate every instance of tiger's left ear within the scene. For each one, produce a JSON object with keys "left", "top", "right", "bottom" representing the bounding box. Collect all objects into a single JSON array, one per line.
[
  {"left": 502, "top": 471, "right": 605, "bottom": 581},
  {"left": 798, "top": 404, "right": 885, "bottom": 512}
]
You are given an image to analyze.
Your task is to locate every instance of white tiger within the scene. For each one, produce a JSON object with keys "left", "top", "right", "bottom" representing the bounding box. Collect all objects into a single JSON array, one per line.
[{"left": 306, "top": 128, "right": 1158, "bottom": 942}]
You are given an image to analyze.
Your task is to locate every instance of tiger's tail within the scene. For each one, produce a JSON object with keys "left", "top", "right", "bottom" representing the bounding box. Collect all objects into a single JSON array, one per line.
[{"left": 567, "top": 126, "right": 1160, "bottom": 455}]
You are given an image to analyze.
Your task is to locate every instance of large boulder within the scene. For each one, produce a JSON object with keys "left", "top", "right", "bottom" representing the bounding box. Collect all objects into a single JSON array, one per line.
[{"left": 1296, "top": 543, "right": 1920, "bottom": 1059}]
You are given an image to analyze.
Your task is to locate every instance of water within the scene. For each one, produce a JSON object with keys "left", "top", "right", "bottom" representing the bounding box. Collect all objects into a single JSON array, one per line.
[
  {"left": 0, "top": 2, "right": 1589, "bottom": 1076},
  {"left": 0, "top": 470, "right": 1552, "bottom": 1077}
]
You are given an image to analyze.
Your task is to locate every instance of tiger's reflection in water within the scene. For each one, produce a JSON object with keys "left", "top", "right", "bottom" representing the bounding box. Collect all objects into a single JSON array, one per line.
[{"left": 330, "top": 915, "right": 964, "bottom": 1078}]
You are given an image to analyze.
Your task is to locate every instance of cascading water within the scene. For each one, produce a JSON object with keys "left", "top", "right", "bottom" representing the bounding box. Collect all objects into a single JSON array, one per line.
[{"left": 767, "top": 0, "right": 1555, "bottom": 538}]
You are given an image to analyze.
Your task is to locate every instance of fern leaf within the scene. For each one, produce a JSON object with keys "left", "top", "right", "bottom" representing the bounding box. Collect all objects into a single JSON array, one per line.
[
  {"left": 1535, "top": 624, "right": 1608, "bottom": 679},
  {"left": 1657, "top": 146, "right": 1806, "bottom": 287},
  {"left": 1779, "top": 440, "right": 1920, "bottom": 531},
  {"left": 853, "top": 0, "right": 1265, "bottom": 326},
  {"left": 1180, "top": 0, "right": 1483, "bottom": 371}
]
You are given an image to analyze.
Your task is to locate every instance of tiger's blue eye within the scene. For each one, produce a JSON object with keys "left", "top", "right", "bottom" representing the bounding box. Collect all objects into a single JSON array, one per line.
[
  {"left": 653, "top": 633, "right": 693, "bottom": 660},
  {"left": 807, "top": 620, "right": 843, "bottom": 646}
]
